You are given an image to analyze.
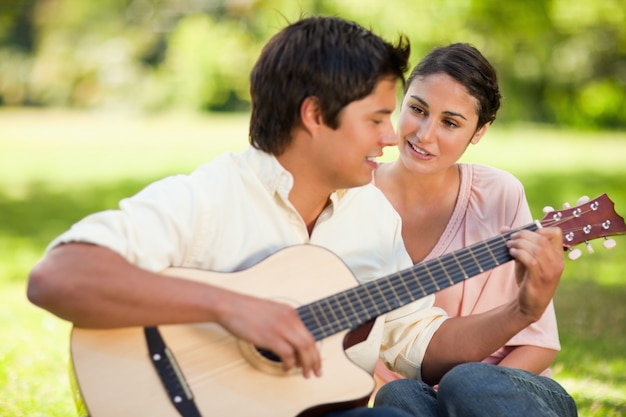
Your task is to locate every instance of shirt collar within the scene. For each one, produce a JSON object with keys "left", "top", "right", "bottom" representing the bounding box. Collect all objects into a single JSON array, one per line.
[{"left": 242, "top": 146, "right": 346, "bottom": 207}]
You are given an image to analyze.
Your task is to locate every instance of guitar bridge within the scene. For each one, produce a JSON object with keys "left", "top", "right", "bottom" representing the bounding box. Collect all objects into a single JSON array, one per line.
[{"left": 144, "top": 327, "right": 203, "bottom": 417}]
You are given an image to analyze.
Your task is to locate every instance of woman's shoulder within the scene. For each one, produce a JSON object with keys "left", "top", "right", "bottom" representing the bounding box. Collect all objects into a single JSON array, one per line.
[
  {"left": 458, "top": 163, "right": 530, "bottom": 224},
  {"left": 462, "top": 163, "right": 525, "bottom": 193}
]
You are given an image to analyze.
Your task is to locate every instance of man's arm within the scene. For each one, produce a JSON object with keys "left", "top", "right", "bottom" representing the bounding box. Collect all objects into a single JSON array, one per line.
[
  {"left": 27, "top": 242, "right": 321, "bottom": 377},
  {"left": 421, "top": 227, "right": 564, "bottom": 385}
]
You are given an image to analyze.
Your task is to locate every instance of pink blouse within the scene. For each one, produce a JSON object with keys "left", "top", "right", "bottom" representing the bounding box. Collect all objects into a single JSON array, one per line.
[{"left": 375, "top": 163, "right": 560, "bottom": 384}]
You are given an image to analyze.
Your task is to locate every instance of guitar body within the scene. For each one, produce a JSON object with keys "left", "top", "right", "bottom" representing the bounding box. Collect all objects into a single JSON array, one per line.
[{"left": 71, "top": 246, "right": 375, "bottom": 417}]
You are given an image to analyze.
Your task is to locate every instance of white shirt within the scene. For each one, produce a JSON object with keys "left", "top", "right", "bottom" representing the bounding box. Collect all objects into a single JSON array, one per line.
[{"left": 49, "top": 146, "right": 447, "bottom": 379}]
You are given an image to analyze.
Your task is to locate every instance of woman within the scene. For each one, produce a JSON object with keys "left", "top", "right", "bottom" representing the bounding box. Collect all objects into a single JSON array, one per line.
[{"left": 372, "top": 43, "right": 572, "bottom": 416}]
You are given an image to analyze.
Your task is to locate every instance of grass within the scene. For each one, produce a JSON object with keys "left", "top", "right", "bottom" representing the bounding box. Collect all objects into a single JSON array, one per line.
[{"left": 1, "top": 108, "right": 625, "bottom": 416}]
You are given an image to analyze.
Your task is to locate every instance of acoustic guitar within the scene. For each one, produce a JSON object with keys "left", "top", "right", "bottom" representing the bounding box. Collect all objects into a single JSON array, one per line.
[{"left": 70, "top": 194, "right": 625, "bottom": 417}]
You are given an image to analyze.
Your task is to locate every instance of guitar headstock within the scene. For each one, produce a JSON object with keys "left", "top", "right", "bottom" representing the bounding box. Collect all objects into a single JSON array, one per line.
[{"left": 540, "top": 194, "right": 626, "bottom": 260}]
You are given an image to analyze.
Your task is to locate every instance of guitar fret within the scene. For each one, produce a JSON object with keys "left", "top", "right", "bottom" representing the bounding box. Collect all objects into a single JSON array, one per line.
[
  {"left": 307, "top": 302, "right": 328, "bottom": 339},
  {"left": 331, "top": 294, "right": 351, "bottom": 330},
  {"left": 322, "top": 297, "right": 341, "bottom": 328},
  {"left": 313, "top": 302, "right": 340, "bottom": 339},
  {"left": 377, "top": 279, "right": 400, "bottom": 312},
  {"left": 438, "top": 257, "right": 455, "bottom": 285},
  {"left": 467, "top": 246, "right": 484, "bottom": 273},
  {"left": 398, "top": 272, "right": 412, "bottom": 295},
  {"left": 351, "top": 286, "right": 370, "bottom": 318},
  {"left": 457, "top": 248, "right": 483, "bottom": 278},
  {"left": 385, "top": 278, "right": 404, "bottom": 309},
  {"left": 373, "top": 281, "right": 392, "bottom": 311},
  {"left": 484, "top": 239, "right": 501, "bottom": 267},
  {"left": 450, "top": 252, "right": 468, "bottom": 279},
  {"left": 406, "top": 267, "right": 427, "bottom": 297},
  {"left": 394, "top": 272, "right": 418, "bottom": 306},
  {"left": 355, "top": 285, "right": 382, "bottom": 321},
  {"left": 423, "top": 264, "right": 440, "bottom": 291},
  {"left": 340, "top": 291, "right": 360, "bottom": 326},
  {"left": 362, "top": 283, "right": 383, "bottom": 317}
]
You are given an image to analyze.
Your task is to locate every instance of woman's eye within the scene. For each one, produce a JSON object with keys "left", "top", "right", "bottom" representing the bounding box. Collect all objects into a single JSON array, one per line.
[{"left": 409, "top": 105, "right": 425, "bottom": 114}]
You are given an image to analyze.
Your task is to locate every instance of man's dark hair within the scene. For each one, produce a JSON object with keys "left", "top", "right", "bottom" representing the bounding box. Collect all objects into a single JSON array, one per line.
[{"left": 249, "top": 16, "right": 410, "bottom": 155}]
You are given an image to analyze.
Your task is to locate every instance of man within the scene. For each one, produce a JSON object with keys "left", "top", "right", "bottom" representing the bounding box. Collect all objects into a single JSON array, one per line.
[{"left": 28, "top": 16, "right": 568, "bottom": 417}]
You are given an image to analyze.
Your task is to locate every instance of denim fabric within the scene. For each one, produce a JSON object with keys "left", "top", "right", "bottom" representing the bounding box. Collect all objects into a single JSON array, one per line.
[
  {"left": 325, "top": 405, "right": 415, "bottom": 417},
  {"left": 373, "top": 362, "right": 577, "bottom": 417}
]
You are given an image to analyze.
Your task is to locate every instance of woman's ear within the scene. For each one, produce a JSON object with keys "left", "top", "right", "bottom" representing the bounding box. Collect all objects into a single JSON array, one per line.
[
  {"left": 300, "top": 96, "right": 323, "bottom": 133},
  {"left": 470, "top": 122, "right": 491, "bottom": 145}
]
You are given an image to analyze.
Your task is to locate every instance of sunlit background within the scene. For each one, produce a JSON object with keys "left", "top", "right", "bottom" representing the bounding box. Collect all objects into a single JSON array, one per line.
[
  {"left": 1, "top": 1, "right": 625, "bottom": 416},
  {"left": 2, "top": 0, "right": 625, "bottom": 127}
]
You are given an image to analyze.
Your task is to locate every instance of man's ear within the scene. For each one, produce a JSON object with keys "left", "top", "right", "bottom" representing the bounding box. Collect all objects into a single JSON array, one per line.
[
  {"left": 300, "top": 96, "right": 323, "bottom": 133},
  {"left": 470, "top": 122, "right": 491, "bottom": 145}
]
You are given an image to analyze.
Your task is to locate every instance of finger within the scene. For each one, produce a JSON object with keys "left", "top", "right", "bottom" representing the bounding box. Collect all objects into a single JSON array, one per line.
[
  {"left": 284, "top": 323, "right": 321, "bottom": 378},
  {"left": 507, "top": 228, "right": 556, "bottom": 259},
  {"left": 506, "top": 232, "right": 541, "bottom": 266},
  {"left": 507, "top": 230, "right": 561, "bottom": 284},
  {"left": 297, "top": 337, "right": 322, "bottom": 378},
  {"left": 537, "top": 227, "right": 564, "bottom": 251}
]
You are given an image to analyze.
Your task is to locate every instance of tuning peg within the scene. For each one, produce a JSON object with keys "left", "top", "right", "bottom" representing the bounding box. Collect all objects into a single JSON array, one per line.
[
  {"left": 568, "top": 248, "right": 582, "bottom": 260},
  {"left": 562, "top": 202, "right": 571, "bottom": 209},
  {"left": 542, "top": 206, "right": 555, "bottom": 214},
  {"left": 603, "top": 237, "right": 617, "bottom": 249},
  {"left": 576, "top": 195, "right": 590, "bottom": 205},
  {"left": 585, "top": 241, "right": 594, "bottom": 254}
]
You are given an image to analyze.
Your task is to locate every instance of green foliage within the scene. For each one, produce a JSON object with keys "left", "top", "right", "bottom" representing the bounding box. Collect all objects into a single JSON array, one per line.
[
  {"left": 0, "top": 0, "right": 624, "bottom": 126},
  {"left": 158, "top": 14, "right": 255, "bottom": 111}
]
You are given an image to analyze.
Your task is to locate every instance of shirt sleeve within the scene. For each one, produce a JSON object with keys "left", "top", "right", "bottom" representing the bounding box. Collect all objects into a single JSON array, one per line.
[
  {"left": 46, "top": 172, "right": 205, "bottom": 272},
  {"left": 380, "top": 298, "right": 448, "bottom": 380}
]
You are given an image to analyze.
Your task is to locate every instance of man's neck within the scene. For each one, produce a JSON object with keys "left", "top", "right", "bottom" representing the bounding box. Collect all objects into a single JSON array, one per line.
[{"left": 276, "top": 148, "right": 334, "bottom": 236}]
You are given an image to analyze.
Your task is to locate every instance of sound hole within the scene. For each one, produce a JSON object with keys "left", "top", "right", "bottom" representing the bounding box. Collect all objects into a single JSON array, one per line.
[
  {"left": 237, "top": 339, "right": 294, "bottom": 375},
  {"left": 257, "top": 347, "right": 281, "bottom": 362}
]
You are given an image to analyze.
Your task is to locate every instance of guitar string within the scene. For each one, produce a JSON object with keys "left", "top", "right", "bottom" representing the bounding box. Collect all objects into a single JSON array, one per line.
[
  {"left": 151, "top": 208, "right": 601, "bottom": 381},
  {"left": 160, "top": 217, "right": 593, "bottom": 382},
  {"left": 162, "top": 218, "right": 542, "bottom": 386},
  {"left": 298, "top": 228, "right": 523, "bottom": 338},
  {"left": 298, "top": 213, "right": 597, "bottom": 340},
  {"left": 303, "top": 232, "right": 514, "bottom": 339},
  {"left": 312, "top": 221, "right": 597, "bottom": 339}
]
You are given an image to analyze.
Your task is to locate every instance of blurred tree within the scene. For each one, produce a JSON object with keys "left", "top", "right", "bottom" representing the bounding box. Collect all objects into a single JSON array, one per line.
[
  {"left": 476, "top": 0, "right": 626, "bottom": 128},
  {"left": 0, "top": 0, "right": 624, "bottom": 128},
  {"left": 0, "top": 0, "right": 36, "bottom": 52},
  {"left": 155, "top": 13, "right": 254, "bottom": 111},
  {"left": 0, "top": 0, "right": 37, "bottom": 105}
]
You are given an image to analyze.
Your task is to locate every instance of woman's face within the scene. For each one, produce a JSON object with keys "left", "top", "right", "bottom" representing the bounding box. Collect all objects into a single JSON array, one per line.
[{"left": 396, "top": 72, "right": 488, "bottom": 175}]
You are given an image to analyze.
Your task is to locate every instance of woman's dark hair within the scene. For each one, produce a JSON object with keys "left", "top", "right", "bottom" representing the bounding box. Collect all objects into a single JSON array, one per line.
[
  {"left": 249, "top": 16, "right": 410, "bottom": 155},
  {"left": 407, "top": 43, "right": 501, "bottom": 129}
]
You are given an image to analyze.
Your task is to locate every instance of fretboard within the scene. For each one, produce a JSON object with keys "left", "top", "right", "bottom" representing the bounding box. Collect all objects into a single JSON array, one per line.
[{"left": 297, "top": 223, "right": 539, "bottom": 341}]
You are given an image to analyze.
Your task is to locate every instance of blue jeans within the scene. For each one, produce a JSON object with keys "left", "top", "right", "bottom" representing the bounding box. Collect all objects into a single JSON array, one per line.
[
  {"left": 325, "top": 406, "right": 414, "bottom": 417},
  {"left": 373, "top": 363, "right": 577, "bottom": 417}
]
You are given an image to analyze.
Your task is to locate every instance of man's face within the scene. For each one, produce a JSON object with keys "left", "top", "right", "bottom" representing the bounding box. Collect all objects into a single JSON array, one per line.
[{"left": 314, "top": 78, "right": 399, "bottom": 189}]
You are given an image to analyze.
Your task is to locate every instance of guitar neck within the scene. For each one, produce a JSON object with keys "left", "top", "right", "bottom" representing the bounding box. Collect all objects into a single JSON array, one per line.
[{"left": 297, "top": 223, "right": 539, "bottom": 341}]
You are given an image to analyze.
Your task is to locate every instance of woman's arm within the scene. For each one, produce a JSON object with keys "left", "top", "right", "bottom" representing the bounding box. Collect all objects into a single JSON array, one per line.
[
  {"left": 421, "top": 227, "right": 564, "bottom": 385},
  {"left": 498, "top": 345, "right": 558, "bottom": 375}
]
